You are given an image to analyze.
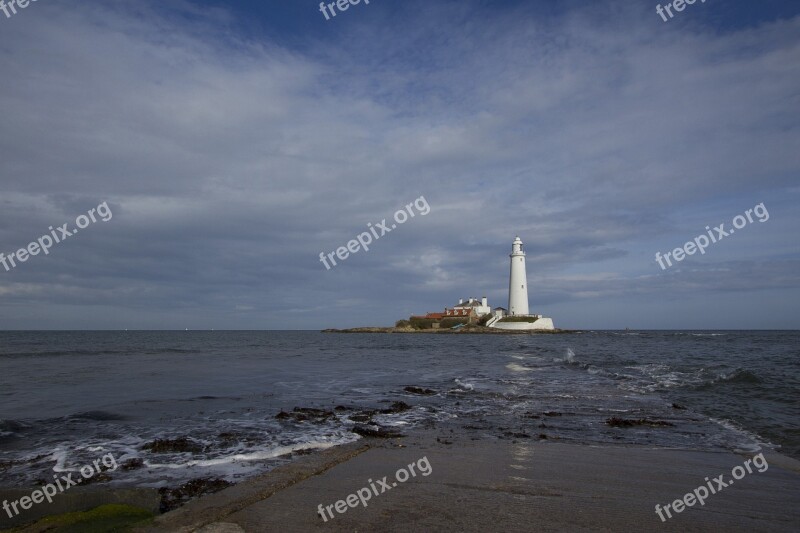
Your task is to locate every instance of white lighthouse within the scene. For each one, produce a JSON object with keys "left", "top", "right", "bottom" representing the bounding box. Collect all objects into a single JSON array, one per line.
[
  {"left": 489, "top": 235, "right": 555, "bottom": 330},
  {"left": 508, "top": 236, "right": 529, "bottom": 316}
]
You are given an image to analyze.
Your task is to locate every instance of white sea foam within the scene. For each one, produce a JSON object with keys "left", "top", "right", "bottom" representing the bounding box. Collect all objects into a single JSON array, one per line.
[
  {"left": 51, "top": 449, "right": 70, "bottom": 472},
  {"left": 454, "top": 378, "right": 474, "bottom": 391},
  {"left": 145, "top": 439, "right": 351, "bottom": 470},
  {"left": 553, "top": 347, "right": 576, "bottom": 364},
  {"left": 506, "top": 363, "right": 538, "bottom": 372},
  {"left": 707, "top": 417, "right": 770, "bottom": 454}
]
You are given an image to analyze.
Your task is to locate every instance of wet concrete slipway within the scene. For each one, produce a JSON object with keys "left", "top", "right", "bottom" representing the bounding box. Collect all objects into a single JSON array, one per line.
[{"left": 124, "top": 432, "right": 800, "bottom": 533}]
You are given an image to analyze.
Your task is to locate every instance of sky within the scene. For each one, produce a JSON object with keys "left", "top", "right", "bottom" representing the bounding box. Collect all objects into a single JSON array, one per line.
[{"left": 0, "top": 0, "right": 798, "bottom": 330}]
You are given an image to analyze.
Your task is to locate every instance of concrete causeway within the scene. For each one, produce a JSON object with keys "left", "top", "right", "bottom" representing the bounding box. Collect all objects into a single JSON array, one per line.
[{"left": 133, "top": 435, "right": 800, "bottom": 532}]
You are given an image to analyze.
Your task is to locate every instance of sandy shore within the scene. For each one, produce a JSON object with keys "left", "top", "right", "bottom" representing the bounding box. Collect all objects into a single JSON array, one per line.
[{"left": 131, "top": 432, "right": 800, "bottom": 532}]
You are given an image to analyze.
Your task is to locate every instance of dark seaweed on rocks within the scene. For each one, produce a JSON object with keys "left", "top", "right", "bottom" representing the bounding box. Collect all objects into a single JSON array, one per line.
[
  {"left": 275, "top": 407, "right": 336, "bottom": 423},
  {"left": 404, "top": 386, "right": 437, "bottom": 395},
  {"left": 606, "top": 417, "right": 674, "bottom": 428},
  {"left": 159, "top": 478, "right": 233, "bottom": 513},
  {"left": 141, "top": 437, "right": 203, "bottom": 454},
  {"left": 345, "top": 402, "right": 413, "bottom": 425},
  {"left": 503, "top": 431, "right": 531, "bottom": 439},
  {"left": 121, "top": 458, "right": 145, "bottom": 471},
  {"left": 349, "top": 413, "right": 375, "bottom": 423},
  {"left": 381, "top": 401, "right": 412, "bottom": 414},
  {"left": 352, "top": 424, "right": 404, "bottom": 438}
]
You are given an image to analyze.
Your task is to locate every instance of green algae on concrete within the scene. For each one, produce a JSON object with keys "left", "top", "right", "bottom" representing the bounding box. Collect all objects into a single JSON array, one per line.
[{"left": 5, "top": 504, "right": 154, "bottom": 533}]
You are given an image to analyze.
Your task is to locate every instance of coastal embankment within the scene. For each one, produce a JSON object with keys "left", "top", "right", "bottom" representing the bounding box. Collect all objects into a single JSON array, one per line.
[
  {"left": 10, "top": 431, "right": 799, "bottom": 532},
  {"left": 134, "top": 431, "right": 800, "bottom": 532}
]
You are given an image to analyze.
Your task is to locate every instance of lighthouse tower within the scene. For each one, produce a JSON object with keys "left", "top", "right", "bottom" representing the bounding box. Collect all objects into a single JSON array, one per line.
[{"left": 508, "top": 236, "right": 530, "bottom": 316}]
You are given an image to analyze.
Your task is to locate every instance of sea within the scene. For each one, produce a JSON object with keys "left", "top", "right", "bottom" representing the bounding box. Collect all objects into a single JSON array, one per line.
[{"left": 0, "top": 330, "right": 797, "bottom": 491}]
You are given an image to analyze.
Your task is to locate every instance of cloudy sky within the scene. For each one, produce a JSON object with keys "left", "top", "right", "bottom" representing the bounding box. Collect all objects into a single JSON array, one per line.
[{"left": 0, "top": 0, "right": 798, "bottom": 330}]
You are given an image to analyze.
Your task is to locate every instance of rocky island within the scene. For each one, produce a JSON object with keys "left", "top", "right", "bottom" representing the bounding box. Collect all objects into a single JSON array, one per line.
[
  {"left": 322, "top": 325, "right": 574, "bottom": 334},
  {"left": 326, "top": 236, "right": 566, "bottom": 334}
]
